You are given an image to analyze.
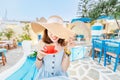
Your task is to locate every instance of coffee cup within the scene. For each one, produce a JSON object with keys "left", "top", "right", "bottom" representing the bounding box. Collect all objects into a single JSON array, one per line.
[{"left": 43, "top": 45, "right": 55, "bottom": 53}]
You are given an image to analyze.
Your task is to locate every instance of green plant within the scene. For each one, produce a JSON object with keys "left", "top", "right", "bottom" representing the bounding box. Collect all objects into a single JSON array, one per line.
[
  {"left": 17, "top": 24, "right": 32, "bottom": 42},
  {"left": 4, "top": 28, "right": 14, "bottom": 40},
  {"left": 16, "top": 36, "right": 22, "bottom": 42},
  {"left": 29, "top": 51, "right": 37, "bottom": 58},
  {"left": 20, "top": 33, "right": 31, "bottom": 41},
  {"left": 23, "top": 24, "right": 30, "bottom": 35},
  {"left": 0, "top": 32, "right": 3, "bottom": 40}
]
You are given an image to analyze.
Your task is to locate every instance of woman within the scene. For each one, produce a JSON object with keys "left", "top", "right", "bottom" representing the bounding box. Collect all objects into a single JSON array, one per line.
[{"left": 32, "top": 15, "right": 75, "bottom": 80}]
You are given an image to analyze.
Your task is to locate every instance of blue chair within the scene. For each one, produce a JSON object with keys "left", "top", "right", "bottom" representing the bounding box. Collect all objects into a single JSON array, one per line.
[
  {"left": 104, "top": 40, "right": 120, "bottom": 72},
  {"left": 92, "top": 39, "right": 104, "bottom": 63}
]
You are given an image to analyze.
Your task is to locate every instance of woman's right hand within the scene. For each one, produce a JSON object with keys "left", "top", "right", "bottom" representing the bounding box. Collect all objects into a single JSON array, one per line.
[
  {"left": 37, "top": 40, "right": 48, "bottom": 59},
  {"left": 37, "top": 49, "right": 48, "bottom": 59}
]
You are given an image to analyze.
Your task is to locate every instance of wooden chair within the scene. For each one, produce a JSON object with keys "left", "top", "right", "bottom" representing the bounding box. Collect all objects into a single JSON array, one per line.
[
  {"left": 104, "top": 40, "right": 120, "bottom": 72},
  {"left": 0, "top": 48, "right": 7, "bottom": 65},
  {"left": 8, "top": 39, "right": 17, "bottom": 49}
]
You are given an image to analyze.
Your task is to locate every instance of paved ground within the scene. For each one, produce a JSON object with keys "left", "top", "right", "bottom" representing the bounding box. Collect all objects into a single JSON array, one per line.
[
  {"left": 0, "top": 47, "right": 120, "bottom": 80},
  {"left": 68, "top": 57, "right": 120, "bottom": 80},
  {"left": 0, "top": 47, "right": 24, "bottom": 73}
]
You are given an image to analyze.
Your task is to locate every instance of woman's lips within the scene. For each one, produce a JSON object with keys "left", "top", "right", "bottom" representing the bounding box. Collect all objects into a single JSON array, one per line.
[{"left": 52, "top": 37, "right": 58, "bottom": 40}]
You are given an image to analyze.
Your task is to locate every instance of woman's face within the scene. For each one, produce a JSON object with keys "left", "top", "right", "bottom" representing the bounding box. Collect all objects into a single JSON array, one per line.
[{"left": 48, "top": 31, "right": 59, "bottom": 43}]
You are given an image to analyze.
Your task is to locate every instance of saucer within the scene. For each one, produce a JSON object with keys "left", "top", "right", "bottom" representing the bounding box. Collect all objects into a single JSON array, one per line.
[{"left": 41, "top": 50, "right": 58, "bottom": 54}]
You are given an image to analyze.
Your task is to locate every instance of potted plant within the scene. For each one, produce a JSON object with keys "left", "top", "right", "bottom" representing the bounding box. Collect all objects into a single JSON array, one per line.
[
  {"left": 16, "top": 37, "right": 23, "bottom": 46},
  {"left": 17, "top": 24, "right": 32, "bottom": 46},
  {"left": 28, "top": 51, "right": 37, "bottom": 58}
]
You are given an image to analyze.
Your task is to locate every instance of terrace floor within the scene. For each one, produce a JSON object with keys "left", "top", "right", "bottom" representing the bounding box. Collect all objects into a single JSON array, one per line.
[
  {"left": 0, "top": 47, "right": 24, "bottom": 73},
  {"left": 68, "top": 57, "right": 120, "bottom": 80}
]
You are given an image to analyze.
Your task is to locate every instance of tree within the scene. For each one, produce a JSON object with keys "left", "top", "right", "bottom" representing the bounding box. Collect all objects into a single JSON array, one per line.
[
  {"left": 76, "top": 0, "right": 97, "bottom": 17},
  {"left": 108, "top": 0, "right": 120, "bottom": 29},
  {"left": 88, "top": 0, "right": 120, "bottom": 29},
  {"left": 88, "top": 0, "right": 107, "bottom": 20}
]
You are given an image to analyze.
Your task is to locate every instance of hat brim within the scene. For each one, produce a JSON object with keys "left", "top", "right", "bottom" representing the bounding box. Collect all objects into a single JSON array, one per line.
[
  {"left": 31, "top": 22, "right": 45, "bottom": 33},
  {"left": 31, "top": 22, "right": 75, "bottom": 40}
]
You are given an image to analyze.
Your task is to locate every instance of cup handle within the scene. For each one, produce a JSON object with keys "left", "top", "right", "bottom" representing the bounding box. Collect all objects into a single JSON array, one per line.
[{"left": 43, "top": 46, "right": 47, "bottom": 52}]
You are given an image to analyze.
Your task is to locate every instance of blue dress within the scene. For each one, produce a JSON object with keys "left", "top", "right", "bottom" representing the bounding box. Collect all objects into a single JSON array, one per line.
[{"left": 35, "top": 50, "right": 69, "bottom": 80}]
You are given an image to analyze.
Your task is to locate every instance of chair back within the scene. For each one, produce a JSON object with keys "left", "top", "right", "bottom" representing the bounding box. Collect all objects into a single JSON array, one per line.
[
  {"left": 93, "top": 39, "right": 103, "bottom": 49},
  {"left": 104, "top": 40, "right": 120, "bottom": 56}
]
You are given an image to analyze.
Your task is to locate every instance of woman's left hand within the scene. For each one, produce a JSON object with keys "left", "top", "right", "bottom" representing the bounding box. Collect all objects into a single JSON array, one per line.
[{"left": 67, "top": 37, "right": 75, "bottom": 48}]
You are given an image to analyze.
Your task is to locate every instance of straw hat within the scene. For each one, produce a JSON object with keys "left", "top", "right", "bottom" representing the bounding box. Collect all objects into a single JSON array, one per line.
[
  {"left": 31, "top": 15, "right": 75, "bottom": 40},
  {"left": 69, "top": 21, "right": 91, "bottom": 41},
  {"left": 36, "top": 17, "right": 47, "bottom": 23}
]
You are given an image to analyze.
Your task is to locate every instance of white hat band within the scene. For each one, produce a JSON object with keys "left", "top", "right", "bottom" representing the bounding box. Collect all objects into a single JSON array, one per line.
[{"left": 47, "top": 17, "right": 63, "bottom": 24}]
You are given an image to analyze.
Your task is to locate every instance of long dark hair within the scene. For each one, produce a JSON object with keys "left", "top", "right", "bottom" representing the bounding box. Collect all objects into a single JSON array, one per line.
[{"left": 42, "top": 29, "right": 67, "bottom": 46}]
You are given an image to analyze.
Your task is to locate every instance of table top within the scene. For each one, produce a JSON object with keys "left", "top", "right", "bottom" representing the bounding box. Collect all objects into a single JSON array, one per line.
[{"left": 0, "top": 40, "right": 13, "bottom": 44}]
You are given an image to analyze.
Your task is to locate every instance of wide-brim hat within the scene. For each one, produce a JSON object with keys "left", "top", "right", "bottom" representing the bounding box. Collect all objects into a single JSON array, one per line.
[{"left": 31, "top": 15, "right": 75, "bottom": 40}]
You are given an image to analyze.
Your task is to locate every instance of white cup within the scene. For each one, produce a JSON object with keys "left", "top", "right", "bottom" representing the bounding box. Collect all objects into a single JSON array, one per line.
[{"left": 77, "top": 37, "right": 81, "bottom": 41}]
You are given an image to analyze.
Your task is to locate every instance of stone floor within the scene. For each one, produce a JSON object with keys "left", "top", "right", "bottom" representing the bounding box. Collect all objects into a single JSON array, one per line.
[
  {"left": 68, "top": 57, "right": 120, "bottom": 80},
  {"left": 0, "top": 47, "right": 120, "bottom": 80}
]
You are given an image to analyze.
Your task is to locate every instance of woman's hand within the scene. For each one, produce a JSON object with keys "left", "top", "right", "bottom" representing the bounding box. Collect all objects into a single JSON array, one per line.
[
  {"left": 66, "top": 37, "right": 75, "bottom": 48},
  {"left": 37, "top": 50, "right": 48, "bottom": 58},
  {"left": 64, "top": 47, "right": 71, "bottom": 57},
  {"left": 37, "top": 40, "right": 49, "bottom": 58},
  {"left": 37, "top": 45, "right": 49, "bottom": 59}
]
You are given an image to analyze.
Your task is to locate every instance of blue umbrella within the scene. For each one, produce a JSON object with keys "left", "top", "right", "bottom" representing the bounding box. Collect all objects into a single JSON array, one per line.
[{"left": 71, "top": 17, "right": 92, "bottom": 23}]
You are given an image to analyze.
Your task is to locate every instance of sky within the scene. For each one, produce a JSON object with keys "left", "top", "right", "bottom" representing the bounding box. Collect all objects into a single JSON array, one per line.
[{"left": 0, "top": 0, "right": 78, "bottom": 21}]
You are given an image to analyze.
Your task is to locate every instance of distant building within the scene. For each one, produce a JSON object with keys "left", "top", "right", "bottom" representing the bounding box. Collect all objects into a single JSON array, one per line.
[{"left": 63, "top": 21, "right": 69, "bottom": 23}]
